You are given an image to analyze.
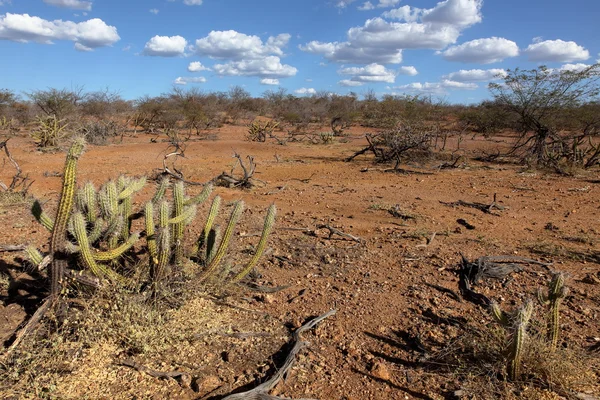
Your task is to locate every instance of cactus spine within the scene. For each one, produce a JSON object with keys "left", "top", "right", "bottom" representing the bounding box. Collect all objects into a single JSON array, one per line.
[
  {"left": 49, "top": 139, "right": 85, "bottom": 298},
  {"left": 231, "top": 204, "right": 276, "bottom": 283},
  {"left": 490, "top": 299, "right": 534, "bottom": 381},
  {"left": 537, "top": 272, "right": 568, "bottom": 349}
]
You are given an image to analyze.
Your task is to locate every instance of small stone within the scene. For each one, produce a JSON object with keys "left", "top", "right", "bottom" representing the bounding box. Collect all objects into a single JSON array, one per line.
[
  {"left": 370, "top": 361, "right": 391, "bottom": 381},
  {"left": 192, "top": 375, "right": 221, "bottom": 394}
]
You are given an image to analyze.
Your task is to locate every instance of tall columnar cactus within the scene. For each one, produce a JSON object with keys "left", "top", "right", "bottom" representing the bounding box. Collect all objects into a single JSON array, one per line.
[
  {"left": 48, "top": 139, "right": 85, "bottom": 298},
  {"left": 490, "top": 299, "right": 534, "bottom": 381},
  {"left": 537, "top": 272, "right": 569, "bottom": 349}
]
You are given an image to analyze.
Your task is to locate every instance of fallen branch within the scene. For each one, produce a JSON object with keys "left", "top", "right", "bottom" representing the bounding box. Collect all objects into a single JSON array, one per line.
[
  {"left": 0, "top": 244, "right": 26, "bottom": 252},
  {"left": 316, "top": 224, "right": 364, "bottom": 243},
  {"left": 214, "top": 153, "right": 262, "bottom": 189},
  {"left": 222, "top": 310, "right": 336, "bottom": 400},
  {"left": 118, "top": 359, "right": 191, "bottom": 388},
  {"left": 440, "top": 193, "right": 505, "bottom": 215}
]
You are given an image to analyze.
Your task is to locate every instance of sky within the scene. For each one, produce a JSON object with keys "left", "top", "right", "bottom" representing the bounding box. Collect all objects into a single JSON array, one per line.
[{"left": 0, "top": 0, "right": 598, "bottom": 104}]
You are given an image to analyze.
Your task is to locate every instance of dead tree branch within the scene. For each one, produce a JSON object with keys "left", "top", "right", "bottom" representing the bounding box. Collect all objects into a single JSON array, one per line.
[{"left": 222, "top": 310, "right": 336, "bottom": 400}]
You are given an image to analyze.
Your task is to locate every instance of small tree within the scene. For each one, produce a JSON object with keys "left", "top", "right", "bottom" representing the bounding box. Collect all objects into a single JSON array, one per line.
[{"left": 489, "top": 64, "right": 600, "bottom": 168}]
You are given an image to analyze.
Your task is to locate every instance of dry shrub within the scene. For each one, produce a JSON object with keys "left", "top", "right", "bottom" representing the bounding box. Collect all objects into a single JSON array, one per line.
[{"left": 430, "top": 309, "right": 598, "bottom": 399}]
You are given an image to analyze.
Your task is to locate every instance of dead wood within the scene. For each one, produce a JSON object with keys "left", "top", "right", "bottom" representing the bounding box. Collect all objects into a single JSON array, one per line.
[
  {"left": 315, "top": 224, "right": 363, "bottom": 243},
  {"left": 118, "top": 359, "right": 191, "bottom": 387},
  {"left": 0, "top": 139, "right": 33, "bottom": 195},
  {"left": 440, "top": 193, "right": 505, "bottom": 215},
  {"left": 388, "top": 205, "right": 416, "bottom": 220},
  {"left": 2, "top": 298, "right": 52, "bottom": 359},
  {"left": 160, "top": 147, "right": 206, "bottom": 186},
  {"left": 214, "top": 153, "right": 262, "bottom": 189},
  {"left": 221, "top": 310, "right": 336, "bottom": 400},
  {"left": 0, "top": 244, "right": 26, "bottom": 252}
]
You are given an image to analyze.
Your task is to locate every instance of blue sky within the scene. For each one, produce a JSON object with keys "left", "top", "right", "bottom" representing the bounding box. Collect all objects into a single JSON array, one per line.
[{"left": 0, "top": 0, "right": 598, "bottom": 103}]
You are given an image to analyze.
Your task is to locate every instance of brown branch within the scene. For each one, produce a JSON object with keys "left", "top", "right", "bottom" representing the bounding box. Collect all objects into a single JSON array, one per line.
[
  {"left": 316, "top": 224, "right": 364, "bottom": 243},
  {"left": 117, "top": 359, "right": 191, "bottom": 388},
  {"left": 222, "top": 310, "right": 336, "bottom": 400}
]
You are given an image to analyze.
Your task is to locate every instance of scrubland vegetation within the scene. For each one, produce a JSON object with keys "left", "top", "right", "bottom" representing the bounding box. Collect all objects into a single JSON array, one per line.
[{"left": 0, "top": 65, "right": 599, "bottom": 399}]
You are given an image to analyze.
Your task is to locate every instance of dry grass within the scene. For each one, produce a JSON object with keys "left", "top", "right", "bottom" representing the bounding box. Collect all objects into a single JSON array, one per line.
[{"left": 0, "top": 284, "right": 287, "bottom": 399}]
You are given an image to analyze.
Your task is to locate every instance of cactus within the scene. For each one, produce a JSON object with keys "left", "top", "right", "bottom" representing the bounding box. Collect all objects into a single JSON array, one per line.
[
  {"left": 537, "top": 272, "right": 569, "bottom": 349},
  {"left": 198, "top": 201, "right": 244, "bottom": 282},
  {"left": 231, "top": 204, "right": 276, "bottom": 283},
  {"left": 32, "top": 200, "right": 55, "bottom": 232},
  {"left": 490, "top": 299, "right": 534, "bottom": 381}
]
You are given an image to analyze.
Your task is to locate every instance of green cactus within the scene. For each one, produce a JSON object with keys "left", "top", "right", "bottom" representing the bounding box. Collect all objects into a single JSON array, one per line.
[
  {"left": 198, "top": 201, "right": 244, "bottom": 282},
  {"left": 152, "top": 176, "right": 170, "bottom": 204},
  {"left": 48, "top": 138, "right": 85, "bottom": 298},
  {"left": 230, "top": 204, "right": 276, "bottom": 283},
  {"left": 196, "top": 195, "right": 222, "bottom": 260},
  {"left": 32, "top": 200, "right": 55, "bottom": 232},
  {"left": 172, "top": 181, "right": 186, "bottom": 265},
  {"left": 537, "top": 272, "right": 569, "bottom": 349},
  {"left": 490, "top": 299, "right": 534, "bottom": 381}
]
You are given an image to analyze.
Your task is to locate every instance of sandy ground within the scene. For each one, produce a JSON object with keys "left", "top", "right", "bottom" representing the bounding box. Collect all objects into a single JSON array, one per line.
[{"left": 0, "top": 125, "right": 599, "bottom": 399}]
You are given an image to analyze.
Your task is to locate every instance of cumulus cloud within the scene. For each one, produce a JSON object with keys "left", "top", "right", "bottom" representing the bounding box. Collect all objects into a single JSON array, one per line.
[
  {"left": 0, "top": 13, "right": 119, "bottom": 50},
  {"left": 556, "top": 63, "right": 592, "bottom": 73},
  {"left": 43, "top": 0, "right": 92, "bottom": 11},
  {"left": 336, "top": 0, "right": 358, "bottom": 8},
  {"left": 440, "top": 37, "right": 519, "bottom": 63},
  {"left": 398, "top": 66, "right": 418, "bottom": 75},
  {"left": 142, "top": 35, "right": 187, "bottom": 57},
  {"left": 444, "top": 68, "right": 506, "bottom": 82},
  {"left": 187, "top": 61, "right": 210, "bottom": 72},
  {"left": 295, "top": 87, "right": 317, "bottom": 95},
  {"left": 358, "top": 0, "right": 401, "bottom": 10},
  {"left": 149, "top": 8, "right": 159, "bottom": 14},
  {"left": 338, "top": 63, "right": 397, "bottom": 83},
  {"left": 183, "top": 0, "right": 202, "bottom": 5},
  {"left": 194, "top": 31, "right": 290, "bottom": 60},
  {"left": 174, "top": 76, "right": 207, "bottom": 85},
  {"left": 260, "top": 78, "right": 280, "bottom": 85},
  {"left": 302, "top": 0, "right": 483, "bottom": 64},
  {"left": 213, "top": 56, "right": 297, "bottom": 78},
  {"left": 193, "top": 30, "right": 297, "bottom": 79},
  {"left": 523, "top": 39, "right": 589, "bottom": 62},
  {"left": 339, "top": 79, "right": 364, "bottom": 87},
  {"left": 394, "top": 79, "right": 477, "bottom": 94}
]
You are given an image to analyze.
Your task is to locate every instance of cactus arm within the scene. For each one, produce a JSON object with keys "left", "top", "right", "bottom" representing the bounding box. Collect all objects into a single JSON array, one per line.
[
  {"left": 117, "top": 176, "right": 147, "bottom": 201},
  {"left": 199, "top": 201, "right": 244, "bottom": 282},
  {"left": 152, "top": 176, "right": 169, "bottom": 204},
  {"left": 49, "top": 139, "right": 85, "bottom": 298},
  {"left": 25, "top": 246, "right": 44, "bottom": 267},
  {"left": 32, "top": 200, "right": 55, "bottom": 232},
  {"left": 92, "top": 232, "right": 139, "bottom": 261},
  {"left": 230, "top": 204, "right": 276, "bottom": 284},
  {"left": 145, "top": 202, "right": 158, "bottom": 263},
  {"left": 197, "top": 195, "right": 221, "bottom": 256},
  {"left": 184, "top": 183, "right": 213, "bottom": 206}
]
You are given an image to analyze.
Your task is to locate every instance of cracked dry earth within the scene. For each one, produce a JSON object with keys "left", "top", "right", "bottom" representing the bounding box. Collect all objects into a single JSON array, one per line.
[{"left": 1, "top": 125, "right": 599, "bottom": 399}]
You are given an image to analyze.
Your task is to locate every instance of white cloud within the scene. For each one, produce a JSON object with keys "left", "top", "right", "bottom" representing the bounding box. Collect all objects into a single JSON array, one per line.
[
  {"left": 440, "top": 37, "right": 519, "bottom": 64},
  {"left": 381, "top": 6, "right": 422, "bottom": 22},
  {"left": 74, "top": 42, "right": 92, "bottom": 51},
  {"left": 336, "top": 0, "right": 358, "bottom": 8},
  {"left": 187, "top": 61, "right": 211, "bottom": 72},
  {"left": 43, "top": 0, "right": 92, "bottom": 11},
  {"left": 444, "top": 68, "right": 507, "bottom": 82},
  {"left": 142, "top": 35, "right": 187, "bottom": 57},
  {"left": 523, "top": 39, "right": 589, "bottom": 62},
  {"left": 422, "top": 0, "right": 482, "bottom": 27},
  {"left": 260, "top": 78, "right": 280, "bottom": 85},
  {"left": 174, "top": 76, "right": 207, "bottom": 85},
  {"left": 213, "top": 56, "right": 297, "bottom": 78},
  {"left": 339, "top": 79, "right": 364, "bottom": 87},
  {"left": 338, "top": 63, "right": 397, "bottom": 83},
  {"left": 394, "top": 79, "right": 477, "bottom": 94},
  {"left": 557, "top": 63, "right": 591, "bottom": 73},
  {"left": 302, "top": 0, "right": 483, "bottom": 64},
  {"left": 0, "top": 0, "right": 12, "bottom": 5},
  {"left": 358, "top": 0, "right": 401, "bottom": 10},
  {"left": 194, "top": 30, "right": 290, "bottom": 60},
  {"left": 183, "top": 0, "right": 202, "bottom": 5},
  {"left": 295, "top": 87, "right": 317, "bottom": 95},
  {"left": 398, "top": 66, "right": 418, "bottom": 75},
  {"left": 149, "top": 8, "right": 159, "bottom": 14},
  {"left": 0, "top": 13, "right": 119, "bottom": 50}
]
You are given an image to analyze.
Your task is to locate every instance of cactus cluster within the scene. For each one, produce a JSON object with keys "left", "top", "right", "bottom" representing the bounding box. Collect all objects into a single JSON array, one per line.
[
  {"left": 247, "top": 119, "right": 279, "bottom": 142},
  {"left": 28, "top": 140, "right": 277, "bottom": 301},
  {"left": 31, "top": 115, "right": 70, "bottom": 148},
  {"left": 537, "top": 272, "right": 569, "bottom": 349},
  {"left": 490, "top": 299, "right": 534, "bottom": 381}
]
